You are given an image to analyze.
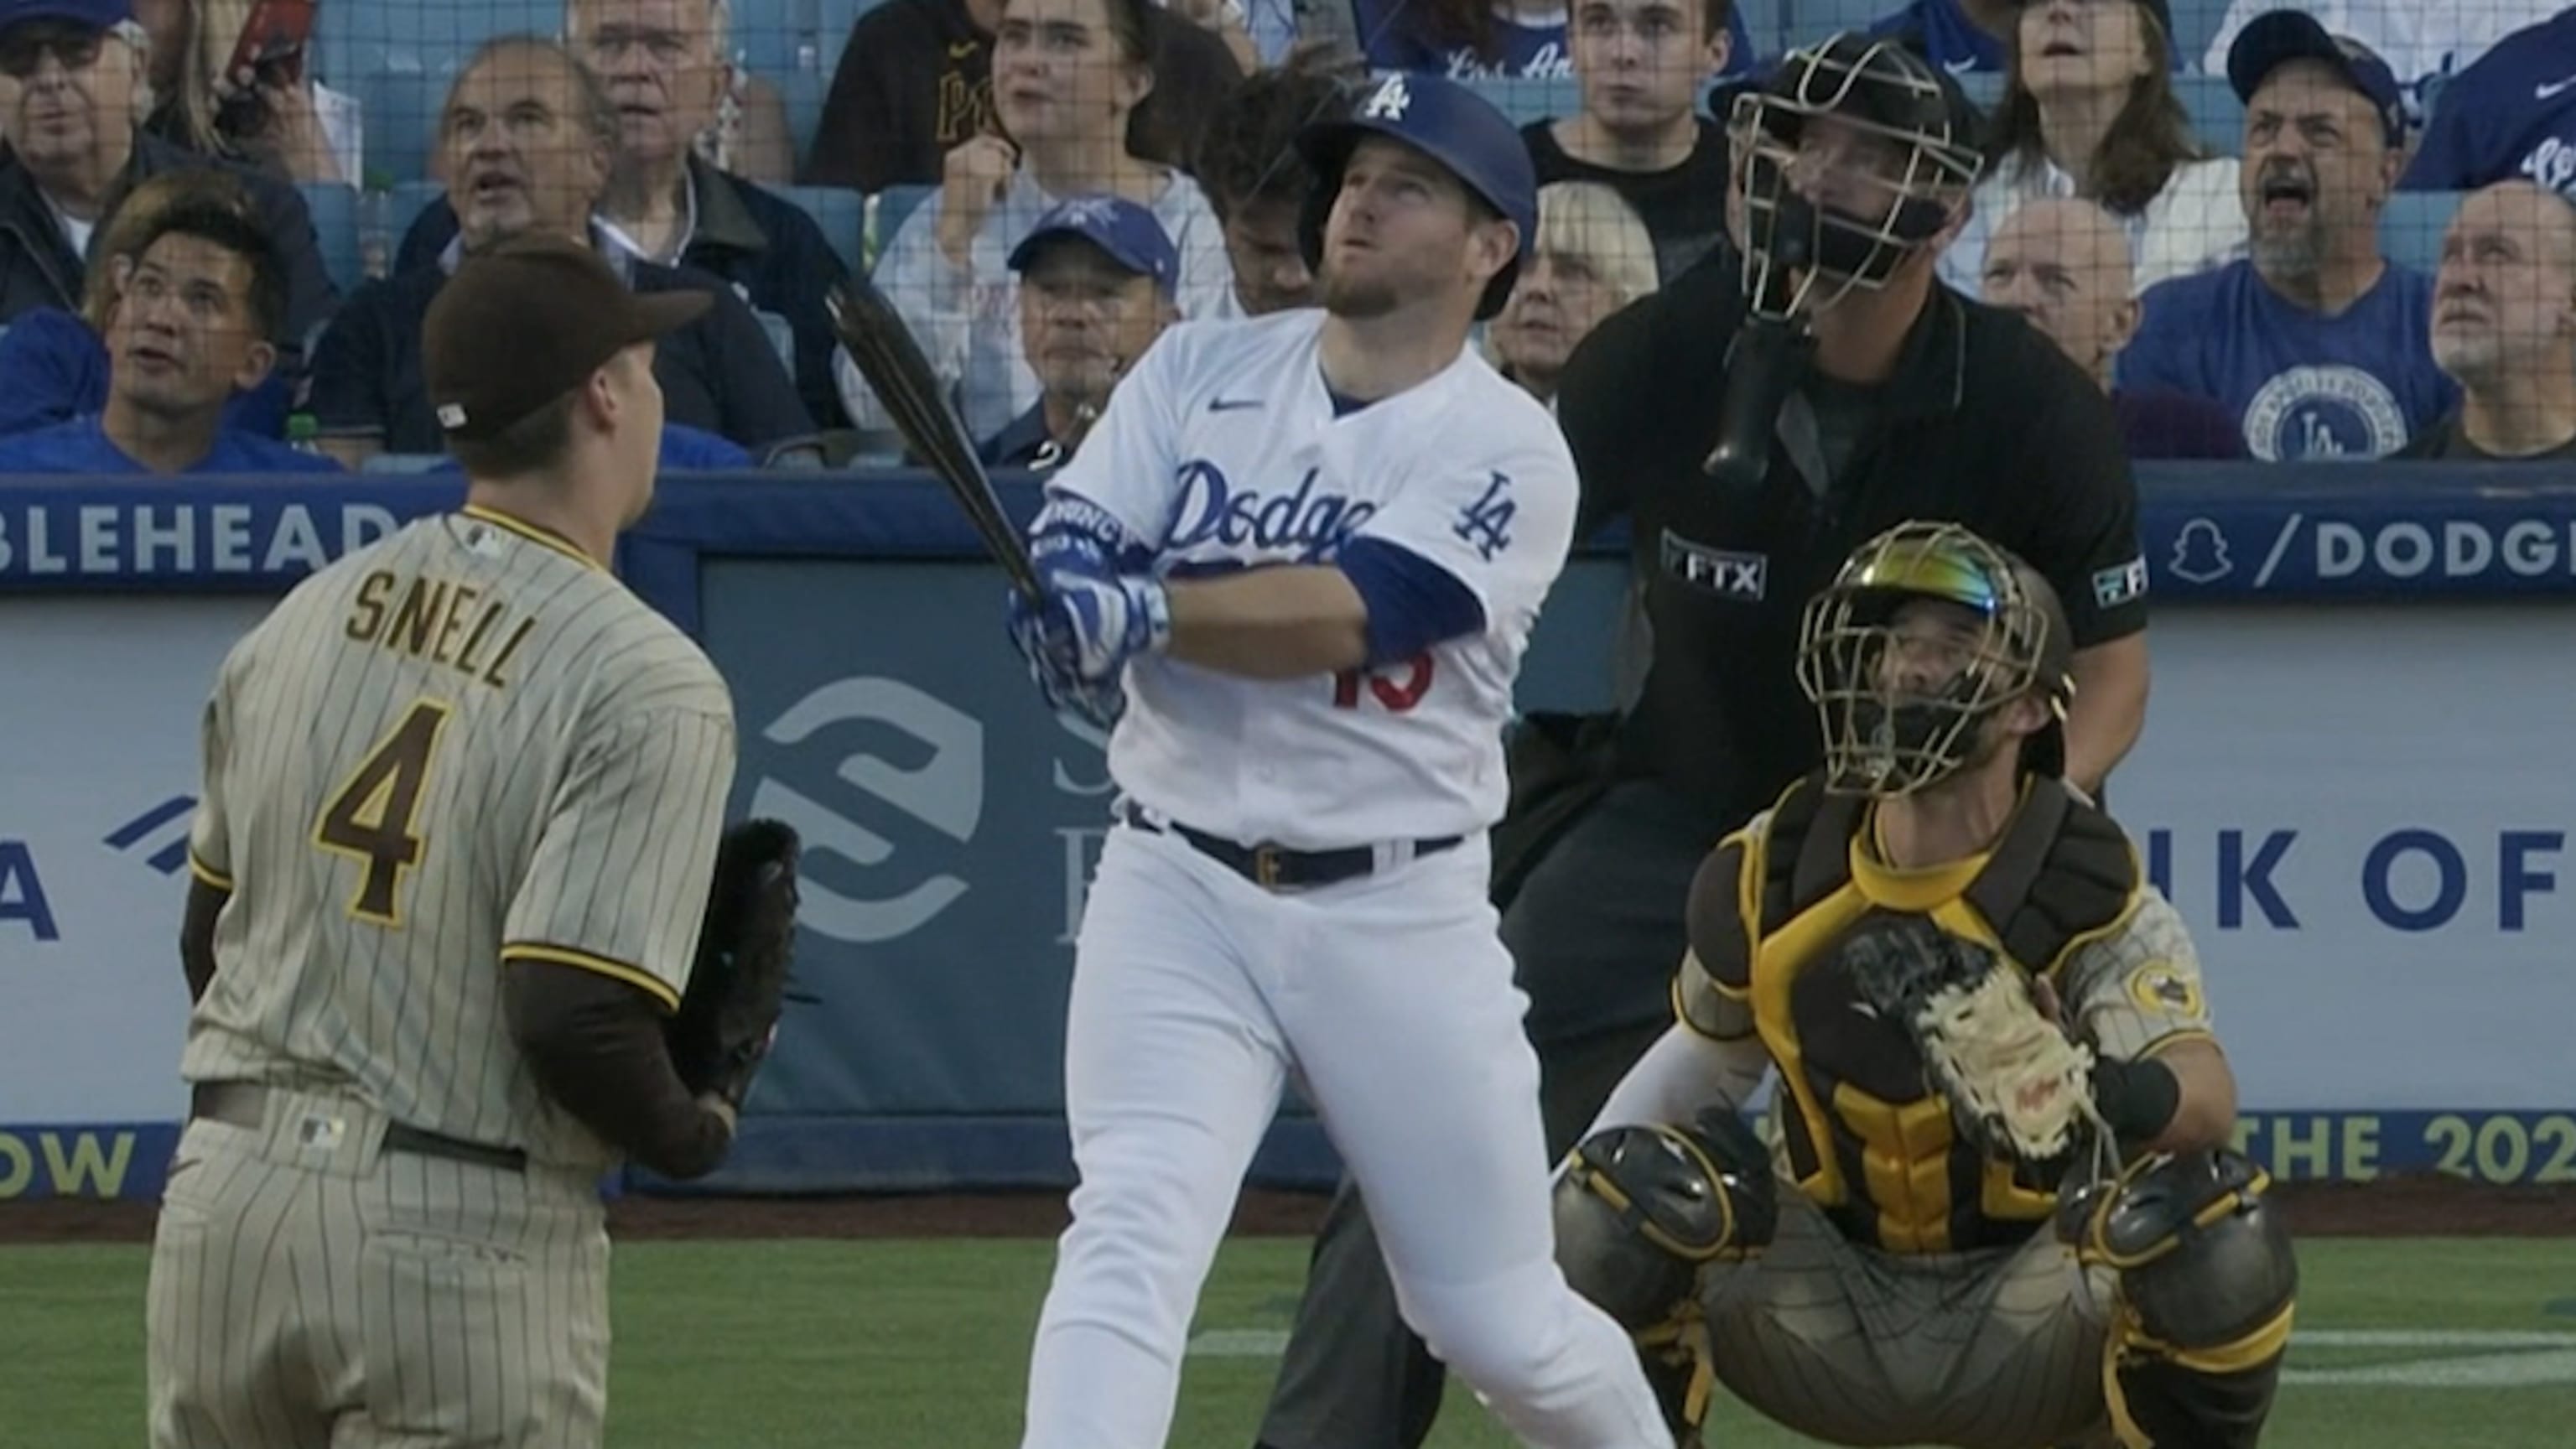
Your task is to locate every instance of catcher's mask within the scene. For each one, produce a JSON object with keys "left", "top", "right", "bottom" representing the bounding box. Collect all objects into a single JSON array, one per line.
[
  {"left": 1727, "top": 32, "right": 1982, "bottom": 321},
  {"left": 1795, "top": 521, "right": 2075, "bottom": 796}
]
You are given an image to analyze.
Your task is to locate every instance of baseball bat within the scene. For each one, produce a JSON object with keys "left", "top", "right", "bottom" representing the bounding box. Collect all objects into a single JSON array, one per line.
[{"left": 825, "top": 277, "right": 1046, "bottom": 605}]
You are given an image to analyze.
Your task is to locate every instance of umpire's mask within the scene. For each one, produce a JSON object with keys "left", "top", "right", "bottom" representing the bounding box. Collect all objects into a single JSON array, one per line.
[
  {"left": 1728, "top": 33, "right": 1983, "bottom": 322},
  {"left": 1795, "top": 522, "right": 2075, "bottom": 797}
]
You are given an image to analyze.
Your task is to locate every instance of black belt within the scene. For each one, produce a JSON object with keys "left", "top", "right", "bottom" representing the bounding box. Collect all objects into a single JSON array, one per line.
[
  {"left": 191, "top": 1081, "right": 527, "bottom": 1175},
  {"left": 1121, "top": 802, "right": 1460, "bottom": 890}
]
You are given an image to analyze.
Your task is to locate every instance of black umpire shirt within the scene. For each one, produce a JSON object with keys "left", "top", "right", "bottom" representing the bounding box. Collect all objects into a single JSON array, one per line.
[{"left": 1555, "top": 248, "right": 2150, "bottom": 833}]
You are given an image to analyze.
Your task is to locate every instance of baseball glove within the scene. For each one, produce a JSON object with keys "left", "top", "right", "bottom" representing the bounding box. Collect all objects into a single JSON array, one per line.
[
  {"left": 1843, "top": 915, "right": 2101, "bottom": 1163},
  {"left": 665, "top": 819, "right": 803, "bottom": 1109}
]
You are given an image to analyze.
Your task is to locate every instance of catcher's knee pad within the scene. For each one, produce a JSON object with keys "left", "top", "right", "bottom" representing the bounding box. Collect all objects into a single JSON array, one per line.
[
  {"left": 2067, "top": 1147, "right": 2298, "bottom": 1369},
  {"left": 1552, "top": 1110, "right": 1778, "bottom": 1333}
]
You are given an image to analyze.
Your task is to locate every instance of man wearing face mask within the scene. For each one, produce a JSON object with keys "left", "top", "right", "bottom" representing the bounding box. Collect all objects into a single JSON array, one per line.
[
  {"left": 1252, "top": 33, "right": 2153, "bottom": 1449},
  {"left": 980, "top": 194, "right": 1177, "bottom": 470}
]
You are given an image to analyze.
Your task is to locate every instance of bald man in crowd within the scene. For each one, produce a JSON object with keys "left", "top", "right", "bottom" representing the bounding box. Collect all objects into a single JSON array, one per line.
[
  {"left": 1979, "top": 198, "right": 2246, "bottom": 460},
  {"left": 2400, "top": 181, "right": 2576, "bottom": 461}
]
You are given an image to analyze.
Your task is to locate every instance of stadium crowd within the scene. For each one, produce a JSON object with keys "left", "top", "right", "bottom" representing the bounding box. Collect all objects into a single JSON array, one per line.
[{"left": 0, "top": 0, "right": 2565, "bottom": 475}]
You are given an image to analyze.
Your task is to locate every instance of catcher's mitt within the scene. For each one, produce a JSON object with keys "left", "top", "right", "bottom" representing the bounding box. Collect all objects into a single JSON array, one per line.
[
  {"left": 1842, "top": 915, "right": 2101, "bottom": 1163},
  {"left": 666, "top": 819, "right": 803, "bottom": 1109}
]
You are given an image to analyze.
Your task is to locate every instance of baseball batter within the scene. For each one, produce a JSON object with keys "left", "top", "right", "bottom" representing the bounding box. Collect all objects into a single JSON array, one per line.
[
  {"left": 148, "top": 235, "right": 796, "bottom": 1449},
  {"left": 1001, "top": 74, "right": 1670, "bottom": 1449},
  {"left": 1553, "top": 522, "right": 2298, "bottom": 1449}
]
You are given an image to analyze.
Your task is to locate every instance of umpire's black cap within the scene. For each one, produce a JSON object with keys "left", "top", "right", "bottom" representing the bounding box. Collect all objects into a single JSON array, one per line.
[{"left": 423, "top": 234, "right": 709, "bottom": 442}]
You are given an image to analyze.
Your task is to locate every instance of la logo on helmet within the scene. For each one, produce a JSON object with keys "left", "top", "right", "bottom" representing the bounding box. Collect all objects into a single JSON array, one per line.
[{"left": 1362, "top": 75, "right": 1411, "bottom": 120}]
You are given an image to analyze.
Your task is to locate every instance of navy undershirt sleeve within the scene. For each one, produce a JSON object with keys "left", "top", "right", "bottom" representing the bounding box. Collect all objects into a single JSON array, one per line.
[{"left": 1336, "top": 537, "right": 1488, "bottom": 666}]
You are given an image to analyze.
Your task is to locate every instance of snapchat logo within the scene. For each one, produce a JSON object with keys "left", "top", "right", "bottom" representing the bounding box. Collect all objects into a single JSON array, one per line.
[{"left": 2169, "top": 518, "right": 2232, "bottom": 584}]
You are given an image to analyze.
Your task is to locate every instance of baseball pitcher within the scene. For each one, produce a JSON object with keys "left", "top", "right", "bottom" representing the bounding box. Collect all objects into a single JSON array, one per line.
[
  {"left": 147, "top": 235, "right": 801, "bottom": 1449},
  {"left": 1555, "top": 522, "right": 2298, "bottom": 1449}
]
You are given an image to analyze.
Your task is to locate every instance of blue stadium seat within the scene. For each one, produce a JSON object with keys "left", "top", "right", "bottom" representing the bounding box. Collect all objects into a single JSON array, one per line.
[
  {"left": 866, "top": 184, "right": 935, "bottom": 271},
  {"left": 2164, "top": 0, "right": 2230, "bottom": 71},
  {"left": 777, "top": 65, "right": 828, "bottom": 170},
  {"left": 363, "top": 453, "right": 454, "bottom": 473},
  {"left": 1465, "top": 75, "right": 1581, "bottom": 127},
  {"left": 298, "top": 182, "right": 363, "bottom": 295},
  {"left": 2381, "top": 190, "right": 2460, "bottom": 277},
  {"left": 315, "top": 0, "right": 560, "bottom": 86},
  {"left": 1776, "top": 0, "right": 1891, "bottom": 46},
  {"left": 2174, "top": 72, "right": 2244, "bottom": 153},
  {"left": 729, "top": 0, "right": 877, "bottom": 75},
  {"left": 356, "top": 67, "right": 465, "bottom": 187},
  {"left": 779, "top": 184, "right": 865, "bottom": 274}
]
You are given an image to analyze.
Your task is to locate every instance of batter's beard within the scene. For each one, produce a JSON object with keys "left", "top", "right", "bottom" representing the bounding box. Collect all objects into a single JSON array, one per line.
[{"left": 1321, "top": 267, "right": 1403, "bottom": 319}]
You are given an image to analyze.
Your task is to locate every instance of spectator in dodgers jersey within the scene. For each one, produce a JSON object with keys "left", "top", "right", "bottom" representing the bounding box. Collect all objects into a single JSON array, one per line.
[
  {"left": 1935, "top": 0, "right": 2242, "bottom": 299},
  {"left": 1523, "top": 0, "right": 1738, "bottom": 283},
  {"left": 392, "top": 0, "right": 855, "bottom": 433},
  {"left": 2399, "top": 180, "right": 2576, "bottom": 461},
  {"left": 981, "top": 195, "right": 1178, "bottom": 470},
  {"left": 0, "top": 0, "right": 336, "bottom": 364},
  {"left": 797, "top": 0, "right": 1242, "bottom": 194},
  {"left": 0, "top": 198, "right": 336, "bottom": 474},
  {"left": 2398, "top": 7, "right": 2576, "bottom": 200},
  {"left": 0, "top": 165, "right": 287, "bottom": 438},
  {"left": 1189, "top": 44, "right": 1355, "bottom": 320},
  {"left": 2200, "top": 0, "right": 2568, "bottom": 124},
  {"left": 307, "top": 36, "right": 809, "bottom": 468},
  {"left": 834, "top": 0, "right": 1231, "bottom": 445},
  {"left": 1354, "top": 0, "right": 1753, "bottom": 85},
  {"left": 1982, "top": 198, "right": 2246, "bottom": 459},
  {"left": 2117, "top": 13, "right": 2454, "bottom": 460}
]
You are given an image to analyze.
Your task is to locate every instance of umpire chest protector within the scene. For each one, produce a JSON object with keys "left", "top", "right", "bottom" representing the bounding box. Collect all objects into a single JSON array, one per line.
[{"left": 1692, "top": 772, "right": 2139, "bottom": 1254}]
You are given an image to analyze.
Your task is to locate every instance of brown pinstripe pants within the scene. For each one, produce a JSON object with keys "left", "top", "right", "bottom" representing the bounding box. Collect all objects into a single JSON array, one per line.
[
  {"left": 1696, "top": 1191, "right": 2119, "bottom": 1449},
  {"left": 145, "top": 1088, "right": 610, "bottom": 1448}
]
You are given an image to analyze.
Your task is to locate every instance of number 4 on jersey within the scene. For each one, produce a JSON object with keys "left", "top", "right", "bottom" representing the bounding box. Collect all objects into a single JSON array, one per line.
[{"left": 313, "top": 699, "right": 453, "bottom": 925}]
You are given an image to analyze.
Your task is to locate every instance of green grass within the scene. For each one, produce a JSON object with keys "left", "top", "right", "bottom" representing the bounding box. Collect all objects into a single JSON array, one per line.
[{"left": 5, "top": 1237, "right": 2573, "bottom": 1446}]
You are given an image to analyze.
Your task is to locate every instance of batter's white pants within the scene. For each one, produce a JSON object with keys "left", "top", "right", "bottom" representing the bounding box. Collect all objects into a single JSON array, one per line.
[{"left": 1018, "top": 822, "right": 1670, "bottom": 1449}]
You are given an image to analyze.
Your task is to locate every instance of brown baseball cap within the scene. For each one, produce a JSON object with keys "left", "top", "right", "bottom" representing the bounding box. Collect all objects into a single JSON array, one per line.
[{"left": 422, "top": 234, "right": 710, "bottom": 442}]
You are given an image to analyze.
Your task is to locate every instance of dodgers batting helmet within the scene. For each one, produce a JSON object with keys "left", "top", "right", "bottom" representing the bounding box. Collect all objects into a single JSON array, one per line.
[{"left": 1295, "top": 72, "right": 1539, "bottom": 320}]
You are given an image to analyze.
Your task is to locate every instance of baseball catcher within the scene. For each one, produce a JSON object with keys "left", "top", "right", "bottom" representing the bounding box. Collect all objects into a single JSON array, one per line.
[{"left": 1554, "top": 521, "right": 2296, "bottom": 1448}]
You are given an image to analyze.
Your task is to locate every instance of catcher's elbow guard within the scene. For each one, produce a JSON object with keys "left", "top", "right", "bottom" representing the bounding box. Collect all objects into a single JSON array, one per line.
[
  {"left": 1552, "top": 1114, "right": 1778, "bottom": 1332},
  {"left": 2066, "top": 1148, "right": 2298, "bottom": 1363}
]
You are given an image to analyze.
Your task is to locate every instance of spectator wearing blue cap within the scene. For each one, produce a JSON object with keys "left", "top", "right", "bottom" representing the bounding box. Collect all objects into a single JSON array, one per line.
[
  {"left": 0, "top": 0, "right": 335, "bottom": 363},
  {"left": 0, "top": 195, "right": 335, "bottom": 473},
  {"left": 2118, "top": 10, "right": 2454, "bottom": 460},
  {"left": 981, "top": 195, "right": 1178, "bottom": 470},
  {"left": 2199, "top": 0, "right": 2567, "bottom": 127}
]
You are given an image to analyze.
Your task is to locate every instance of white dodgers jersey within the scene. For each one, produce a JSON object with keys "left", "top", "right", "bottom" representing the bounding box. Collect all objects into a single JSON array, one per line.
[{"left": 1048, "top": 309, "right": 1577, "bottom": 848}]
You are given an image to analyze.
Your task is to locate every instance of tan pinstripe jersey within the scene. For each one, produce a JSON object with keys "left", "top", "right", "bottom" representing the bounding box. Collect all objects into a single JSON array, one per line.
[{"left": 181, "top": 503, "right": 738, "bottom": 1171}]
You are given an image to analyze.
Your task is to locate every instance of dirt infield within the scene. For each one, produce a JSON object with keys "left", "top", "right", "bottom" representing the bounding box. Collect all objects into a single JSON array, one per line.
[{"left": 3, "top": 1174, "right": 2572, "bottom": 1245}]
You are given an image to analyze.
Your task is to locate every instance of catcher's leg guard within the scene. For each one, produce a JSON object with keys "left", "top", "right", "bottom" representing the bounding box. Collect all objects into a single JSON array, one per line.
[
  {"left": 1553, "top": 1110, "right": 1778, "bottom": 1440},
  {"left": 2065, "top": 1148, "right": 2297, "bottom": 1449}
]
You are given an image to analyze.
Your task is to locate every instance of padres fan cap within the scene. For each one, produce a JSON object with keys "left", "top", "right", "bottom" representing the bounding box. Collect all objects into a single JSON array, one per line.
[
  {"left": 2225, "top": 9, "right": 2405, "bottom": 148},
  {"left": 423, "top": 234, "right": 709, "bottom": 442}
]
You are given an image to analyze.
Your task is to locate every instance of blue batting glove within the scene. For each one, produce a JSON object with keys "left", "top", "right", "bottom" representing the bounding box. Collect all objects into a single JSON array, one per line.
[
  {"left": 1008, "top": 592, "right": 1127, "bottom": 728},
  {"left": 1016, "top": 571, "right": 1167, "bottom": 683}
]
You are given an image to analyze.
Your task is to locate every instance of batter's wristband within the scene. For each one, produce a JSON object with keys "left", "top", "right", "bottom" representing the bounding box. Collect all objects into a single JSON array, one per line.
[{"left": 2092, "top": 1055, "right": 2182, "bottom": 1143}]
